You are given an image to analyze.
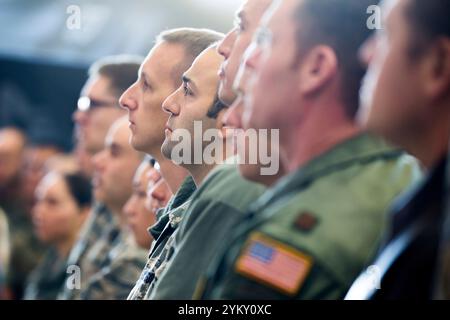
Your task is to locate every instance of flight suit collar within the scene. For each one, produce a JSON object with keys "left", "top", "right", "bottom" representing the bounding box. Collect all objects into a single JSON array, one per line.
[{"left": 147, "top": 175, "right": 197, "bottom": 239}]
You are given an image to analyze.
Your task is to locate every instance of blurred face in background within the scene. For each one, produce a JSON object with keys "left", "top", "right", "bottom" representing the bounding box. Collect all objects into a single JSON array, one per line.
[
  {"left": 32, "top": 172, "right": 88, "bottom": 248},
  {"left": 146, "top": 177, "right": 172, "bottom": 219},
  {"left": 0, "top": 128, "right": 26, "bottom": 190},
  {"left": 22, "top": 145, "right": 61, "bottom": 206},
  {"left": 120, "top": 42, "right": 187, "bottom": 156},
  {"left": 217, "top": 0, "right": 273, "bottom": 106},
  {"left": 124, "top": 161, "right": 164, "bottom": 249},
  {"left": 92, "top": 118, "right": 143, "bottom": 214},
  {"left": 243, "top": 0, "right": 302, "bottom": 132},
  {"left": 224, "top": 59, "right": 282, "bottom": 185},
  {"left": 73, "top": 75, "right": 126, "bottom": 161},
  {"left": 358, "top": 0, "right": 450, "bottom": 167}
]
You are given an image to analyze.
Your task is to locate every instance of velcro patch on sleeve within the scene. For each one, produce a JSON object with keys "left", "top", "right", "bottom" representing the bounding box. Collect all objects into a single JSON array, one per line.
[{"left": 234, "top": 232, "right": 313, "bottom": 296}]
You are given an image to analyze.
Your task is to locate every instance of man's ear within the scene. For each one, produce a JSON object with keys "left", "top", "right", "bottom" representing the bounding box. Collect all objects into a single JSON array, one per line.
[
  {"left": 298, "top": 45, "right": 338, "bottom": 96},
  {"left": 423, "top": 38, "right": 450, "bottom": 103}
]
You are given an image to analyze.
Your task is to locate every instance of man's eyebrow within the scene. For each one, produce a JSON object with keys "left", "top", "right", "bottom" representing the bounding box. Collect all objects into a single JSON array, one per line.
[
  {"left": 234, "top": 85, "right": 244, "bottom": 96},
  {"left": 139, "top": 71, "right": 148, "bottom": 81},
  {"left": 132, "top": 181, "right": 141, "bottom": 189},
  {"left": 182, "top": 75, "right": 197, "bottom": 91},
  {"left": 110, "top": 142, "right": 122, "bottom": 152},
  {"left": 238, "top": 10, "right": 246, "bottom": 22},
  {"left": 234, "top": 10, "right": 246, "bottom": 26}
]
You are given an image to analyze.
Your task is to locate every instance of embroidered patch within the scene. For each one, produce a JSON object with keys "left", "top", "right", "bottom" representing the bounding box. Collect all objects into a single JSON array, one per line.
[
  {"left": 294, "top": 212, "right": 318, "bottom": 232},
  {"left": 235, "top": 233, "right": 313, "bottom": 296}
]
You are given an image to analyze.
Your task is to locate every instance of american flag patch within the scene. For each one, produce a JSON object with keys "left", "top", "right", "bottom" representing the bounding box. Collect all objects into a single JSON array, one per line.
[{"left": 235, "top": 232, "right": 313, "bottom": 296}]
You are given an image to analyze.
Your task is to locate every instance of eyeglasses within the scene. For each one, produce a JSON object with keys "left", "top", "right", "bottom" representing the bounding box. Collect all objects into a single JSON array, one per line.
[{"left": 77, "top": 96, "right": 120, "bottom": 112}]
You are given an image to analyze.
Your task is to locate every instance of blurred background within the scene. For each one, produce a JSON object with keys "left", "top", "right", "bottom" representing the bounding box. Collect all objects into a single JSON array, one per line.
[{"left": 0, "top": 0, "right": 239, "bottom": 150}]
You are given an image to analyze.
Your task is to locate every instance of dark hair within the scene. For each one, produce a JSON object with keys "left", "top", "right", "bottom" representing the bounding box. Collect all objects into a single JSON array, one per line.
[
  {"left": 156, "top": 28, "right": 224, "bottom": 86},
  {"left": 145, "top": 155, "right": 156, "bottom": 167},
  {"left": 293, "top": 0, "right": 379, "bottom": 118},
  {"left": 406, "top": 0, "right": 450, "bottom": 57},
  {"left": 63, "top": 172, "right": 92, "bottom": 209},
  {"left": 88, "top": 55, "right": 143, "bottom": 97},
  {"left": 207, "top": 94, "right": 228, "bottom": 119}
]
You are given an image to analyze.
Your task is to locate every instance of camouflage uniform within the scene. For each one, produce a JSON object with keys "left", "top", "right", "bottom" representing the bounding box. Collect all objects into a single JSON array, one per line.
[
  {"left": 23, "top": 247, "right": 66, "bottom": 300},
  {"left": 58, "top": 203, "right": 119, "bottom": 299},
  {"left": 0, "top": 207, "right": 9, "bottom": 297},
  {"left": 79, "top": 231, "right": 148, "bottom": 300},
  {"left": 150, "top": 160, "right": 266, "bottom": 299},
  {"left": 199, "top": 133, "right": 422, "bottom": 299},
  {"left": 2, "top": 199, "right": 44, "bottom": 299},
  {"left": 127, "top": 176, "right": 196, "bottom": 300}
]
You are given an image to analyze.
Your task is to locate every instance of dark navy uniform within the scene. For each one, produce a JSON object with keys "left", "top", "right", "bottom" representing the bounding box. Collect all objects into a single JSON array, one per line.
[{"left": 346, "top": 155, "right": 448, "bottom": 300}]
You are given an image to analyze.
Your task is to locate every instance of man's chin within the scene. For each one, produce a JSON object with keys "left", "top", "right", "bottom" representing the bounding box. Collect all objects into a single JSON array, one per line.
[
  {"left": 130, "top": 136, "right": 147, "bottom": 152},
  {"left": 161, "top": 141, "right": 174, "bottom": 161},
  {"left": 218, "top": 87, "right": 236, "bottom": 107}
]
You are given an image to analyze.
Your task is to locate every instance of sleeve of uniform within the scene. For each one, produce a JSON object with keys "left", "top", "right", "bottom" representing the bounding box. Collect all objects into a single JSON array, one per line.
[
  {"left": 151, "top": 200, "right": 246, "bottom": 299},
  {"left": 210, "top": 231, "right": 348, "bottom": 300}
]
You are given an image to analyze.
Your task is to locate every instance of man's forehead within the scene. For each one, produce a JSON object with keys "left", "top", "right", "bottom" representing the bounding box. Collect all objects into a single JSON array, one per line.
[
  {"left": 267, "top": 0, "right": 294, "bottom": 27},
  {"left": 184, "top": 48, "right": 222, "bottom": 82},
  {"left": 382, "top": 0, "right": 403, "bottom": 27},
  {"left": 241, "top": 0, "right": 272, "bottom": 22},
  {"left": 134, "top": 166, "right": 150, "bottom": 186},
  {"left": 106, "top": 121, "right": 129, "bottom": 147},
  {"left": 82, "top": 74, "right": 112, "bottom": 97},
  {"left": 141, "top": 42, "right": 185, "bottom": 76}
]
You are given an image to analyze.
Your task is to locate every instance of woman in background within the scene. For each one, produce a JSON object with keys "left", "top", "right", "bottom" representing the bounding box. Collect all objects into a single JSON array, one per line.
[
  {"left": 124, "top": 158, "right": 171, "bottom": 250},
  {"left": 24, "top": 171, "right": 91, "bottom": 299}
]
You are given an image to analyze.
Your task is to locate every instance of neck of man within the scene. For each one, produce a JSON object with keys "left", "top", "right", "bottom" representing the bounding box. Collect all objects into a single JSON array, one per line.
[
  {"left": 405, "top": 108, "right": 450, "bottom": 170},
  {"left": 280, "top": 101, "right": 361, "bottom": 174},
  {"left": 152, "top": 150, "right": 188, "bottom": 195},
  {"left": 258, "top": 168, "right": 285, "bottom": 187},
  {"left": 185, "top": 163, "right": 216, "bottom": 187},
  {"left": 186, "top": 138, "right": 234, "bottom": 186}
]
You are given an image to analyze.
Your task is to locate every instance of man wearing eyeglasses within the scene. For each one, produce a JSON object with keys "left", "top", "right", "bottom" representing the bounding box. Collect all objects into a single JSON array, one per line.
[
  {"left": 58, "top": 55, "right": 142, "bottom": 300},
  {"left": 73, "top": 55, "right": 142, "bottom": 178}
]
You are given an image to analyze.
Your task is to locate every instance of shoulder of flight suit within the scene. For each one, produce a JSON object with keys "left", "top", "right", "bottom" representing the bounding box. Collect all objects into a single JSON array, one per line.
[
  {"left": 150, "top": 164, "right": 266, "bottom": 299},
  {"left": 204, "top": 134, "right": 422, "bottom": 299},
  {"left": 129, "top": 200, "right": 193, "bottom": 300},
  {"left": 177, "top": 162, "right": 266, "bottom": 238}
]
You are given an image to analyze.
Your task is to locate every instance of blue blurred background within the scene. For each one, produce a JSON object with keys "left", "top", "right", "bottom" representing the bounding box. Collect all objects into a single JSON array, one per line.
[{"left": 0, "top": 0, "right": 239, "bottom": 151}]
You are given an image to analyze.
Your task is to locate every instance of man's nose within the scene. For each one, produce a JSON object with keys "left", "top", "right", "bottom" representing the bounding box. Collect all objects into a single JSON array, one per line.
[
  {"left": 359, "top": 35, "right": 377, "bottom": 66},
  {"left": 217, "top": 29, "right": 237, "bottom": 60},
  {"left": 123, "top": 197, "right": 136, "bottom": 218},
  {"left": 162, "top": 91, "right": 179, "bottom": 115},
  {"left": 119, "top": 83, "right": 138, "bottom": 111},
  {"left": 73, "top": 110, "right": 88, "bottom": 126},
  {"left": 223, "top": 98, "right": 243, "bottom": 129}
]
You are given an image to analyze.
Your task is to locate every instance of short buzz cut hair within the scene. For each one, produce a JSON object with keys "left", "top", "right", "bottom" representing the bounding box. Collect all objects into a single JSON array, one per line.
[
  {"left": 88, "top": 55, "right": 143, "bottom": 97},
  {"left": 293, "top": 0, "right": 379, "bottom": 118},
  {"left": 406, "top": 0, "right": 450, "bottom": 58},
  {"left": 155, "top": 28, "right": 224, "bottom": 86}
]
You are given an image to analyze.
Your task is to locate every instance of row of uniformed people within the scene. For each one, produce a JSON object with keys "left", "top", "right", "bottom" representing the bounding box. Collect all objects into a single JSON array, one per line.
[{"left": 7, "top": 0, "right": 449, "bottom": 300}]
